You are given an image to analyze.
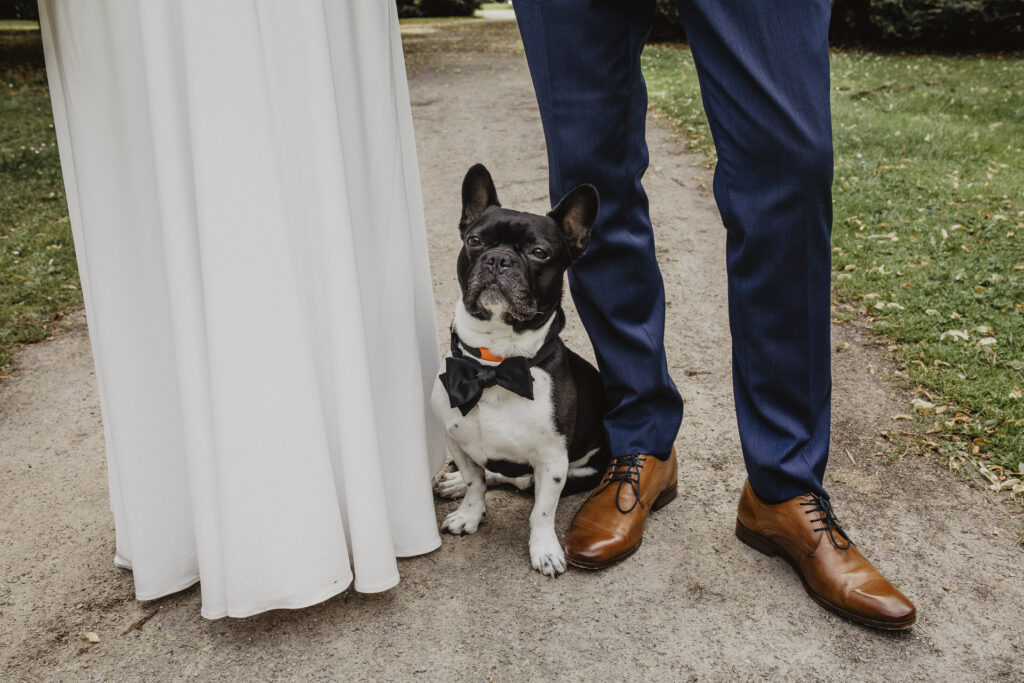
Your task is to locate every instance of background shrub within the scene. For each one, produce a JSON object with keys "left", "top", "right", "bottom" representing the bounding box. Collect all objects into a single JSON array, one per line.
[
  {"left": 830, "top": 0, "right": 1024, "bottom": 51},
  {"left": 650, "top": 0, "right": 686, "bottom": 42},
  {"left": 397, "top": 0, "right": 482, "bottom": 18},
  {"left": 0, "top": 1, "right": 39, "bottom": 21},
  {"left": 650, "top": 0, "right": 1024, "bottom": 51}
]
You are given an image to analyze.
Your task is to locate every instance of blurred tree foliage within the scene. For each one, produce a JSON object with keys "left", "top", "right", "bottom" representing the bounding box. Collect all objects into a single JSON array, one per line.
[
  {"left": 397, "top": 0, "right": 482, "bottom": 18},
  {"left": 650, "top": 0, "right": 686, "bottom": 42},
  {"left": 0, "top": 1, "right": 39, "bottom": 21},
  {"left": 830, "top": 0, "right": 1024, "bottom": 51},
  {"left": 649, "top": 0, "right": 1023, "bottom": 51}
]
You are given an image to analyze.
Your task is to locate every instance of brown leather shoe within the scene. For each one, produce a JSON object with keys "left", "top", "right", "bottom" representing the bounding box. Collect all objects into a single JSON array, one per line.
[
  {"left": 735, "top": 480, "right": 916, "bottom": 630},
  {"left": 565, "top": 449, "right": 678, "bottom": 569}
]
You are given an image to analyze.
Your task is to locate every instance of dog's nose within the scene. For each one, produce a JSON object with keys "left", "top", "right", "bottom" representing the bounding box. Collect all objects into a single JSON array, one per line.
[{"left": 483, "top": 251, "right": 513, "bottom": 273}]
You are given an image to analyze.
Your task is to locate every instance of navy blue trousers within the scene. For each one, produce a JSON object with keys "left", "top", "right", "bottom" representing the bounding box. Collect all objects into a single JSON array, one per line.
[{"left": 514, "top": 0, "right": 834, "bottom": 502}]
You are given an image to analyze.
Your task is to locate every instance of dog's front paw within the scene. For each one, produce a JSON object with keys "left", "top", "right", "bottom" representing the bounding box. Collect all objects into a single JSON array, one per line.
[
  {"left": 434, "top": 470, "right": 468, "bottom": 499},
  {"left": 441, "top": 505, "right": 484, "bottom": 535},
  {"left": 529, "top": 530, "right": 566, "bottom": 577}
]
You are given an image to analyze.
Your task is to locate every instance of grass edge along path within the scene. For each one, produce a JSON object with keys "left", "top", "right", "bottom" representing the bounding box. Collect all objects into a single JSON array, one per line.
[
  {"left": 0, "top": 28, "right": 79, "bottom": 376},
  {"left": 643, "top": 43, "right": 1024, "bottom": 491}
]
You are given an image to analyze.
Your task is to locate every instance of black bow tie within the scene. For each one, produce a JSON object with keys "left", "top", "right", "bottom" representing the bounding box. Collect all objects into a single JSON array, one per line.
[{"left": 439, "top": 330, "right": 559, "bottom": 416}]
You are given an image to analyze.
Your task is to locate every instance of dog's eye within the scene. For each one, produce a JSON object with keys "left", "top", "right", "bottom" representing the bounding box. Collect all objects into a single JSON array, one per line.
[
  {"left": 530, "top": 247, "right": 549, "bottom": 260},
  {"left": 466, "top": 235, "right": 482, "bottom": 247}
]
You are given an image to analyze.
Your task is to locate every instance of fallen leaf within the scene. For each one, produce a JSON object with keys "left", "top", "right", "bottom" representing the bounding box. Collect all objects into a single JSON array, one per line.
[
  {"left": 940, "top": 329, "right": 969, "bottom": 342},
  {"left": 912, "top": 398, "right": 935, "bottom": 412}
]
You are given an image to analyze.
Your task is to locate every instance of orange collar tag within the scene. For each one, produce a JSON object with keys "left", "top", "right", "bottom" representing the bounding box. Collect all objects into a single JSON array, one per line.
[{"left": 477, "top": 347, "right": 505, "bottom": 362}]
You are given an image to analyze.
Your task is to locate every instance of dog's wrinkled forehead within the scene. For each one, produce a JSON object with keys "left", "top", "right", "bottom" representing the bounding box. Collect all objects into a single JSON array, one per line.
[{"left": 469, "top": 208, "right": 563, "bottom": 250}]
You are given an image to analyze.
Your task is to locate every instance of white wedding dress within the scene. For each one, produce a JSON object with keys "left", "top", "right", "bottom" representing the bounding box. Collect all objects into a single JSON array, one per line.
[{"left": 39, "top": 0, "right": 445, "bottom": 618}]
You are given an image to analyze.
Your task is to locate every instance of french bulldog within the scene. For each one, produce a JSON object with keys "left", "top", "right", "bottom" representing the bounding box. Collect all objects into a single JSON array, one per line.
[{"left": 430, "top": 163, "right": 611, "bottom": 577}]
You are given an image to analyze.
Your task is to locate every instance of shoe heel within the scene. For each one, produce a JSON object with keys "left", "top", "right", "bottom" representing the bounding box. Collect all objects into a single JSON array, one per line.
[
  {"left": 735, "top": 518, "right": 777, "bottom": 557},
  {"left": 652, "top": 482, "right": 678, "bottom": 511}
]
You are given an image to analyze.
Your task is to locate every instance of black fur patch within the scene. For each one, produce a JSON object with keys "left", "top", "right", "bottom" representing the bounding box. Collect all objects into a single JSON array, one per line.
[{"left": 485, "top": 459, "right": 533, "bottom": 478}]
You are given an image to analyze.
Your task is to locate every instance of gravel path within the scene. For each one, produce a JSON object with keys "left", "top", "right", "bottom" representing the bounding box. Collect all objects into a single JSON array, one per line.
[{"left": 1, "top": 18, "right": 1021, "bottom": 681}]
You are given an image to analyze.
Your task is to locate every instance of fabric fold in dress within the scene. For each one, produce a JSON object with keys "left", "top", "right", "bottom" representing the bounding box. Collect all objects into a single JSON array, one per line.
[{"left": 39, "top": 0, "right": 445, "bottom": 619}]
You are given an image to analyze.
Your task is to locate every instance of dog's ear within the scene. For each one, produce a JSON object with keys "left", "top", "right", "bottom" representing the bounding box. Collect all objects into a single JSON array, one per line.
[
  {"left": 549, "top": 184, "right": 599, "bottom": 260},
  {"left": 460, "top": 164, "right": 500, "bottom": 233}
]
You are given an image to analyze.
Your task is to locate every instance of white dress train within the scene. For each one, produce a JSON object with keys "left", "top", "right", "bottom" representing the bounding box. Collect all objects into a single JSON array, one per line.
[{"left": 38, "top": 0, "right": 445, "bottom": 619}]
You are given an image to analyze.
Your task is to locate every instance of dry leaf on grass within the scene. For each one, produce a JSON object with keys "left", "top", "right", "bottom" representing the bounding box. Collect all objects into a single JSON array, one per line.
[{"left": 912, "top": 398, "right": 935, "bottom": 412}]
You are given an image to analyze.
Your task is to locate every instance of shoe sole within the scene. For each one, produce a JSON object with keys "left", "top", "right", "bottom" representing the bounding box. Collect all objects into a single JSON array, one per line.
[
  {"left": 565, "top": 482, "right": 678, "bottom": 570},
  {"left": 734, "top": 518, "right": 916, "bottom": 631}
]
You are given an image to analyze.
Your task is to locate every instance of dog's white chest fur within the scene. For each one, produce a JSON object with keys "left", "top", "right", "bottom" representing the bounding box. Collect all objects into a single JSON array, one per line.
[
  {"left": 431, "top": 363, "right": 565, "bottom": 468},
  {"left": 430, "top": 300, "right": 565, "bottom": 468}
]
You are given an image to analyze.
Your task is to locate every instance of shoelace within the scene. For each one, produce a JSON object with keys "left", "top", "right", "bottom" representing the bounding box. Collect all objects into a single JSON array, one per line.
[
  {"left": 596, "top": 454, "right": 648, "bottom": 514},
  {"left": 799, "top": 493, "right": 853, "bottom": 550}
]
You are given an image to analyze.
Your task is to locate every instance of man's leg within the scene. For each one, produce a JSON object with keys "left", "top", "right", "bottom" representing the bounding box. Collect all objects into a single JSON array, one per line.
[
  {"left": 514, "top": 0, "right": 683, "bottom": 461},
  {"left": 674, "top": 0, "right": 834, "bottom": 502},
  {"left": 677, "top": 0, "right": 915, "bottom": 628},
  {"left": 514, "top": 0, "right": 681, "bottom": 570}
]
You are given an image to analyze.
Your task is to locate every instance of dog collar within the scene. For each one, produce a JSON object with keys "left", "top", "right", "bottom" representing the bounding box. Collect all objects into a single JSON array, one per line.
[
  {"left": 457, "top": 342, "right": 507, "bottom": 363},
  {"left": 441, "top": 328, "right": 561, "bottom": 416},
  {"left": 449, "top": 328, "right": 559, "bottom": 366}
]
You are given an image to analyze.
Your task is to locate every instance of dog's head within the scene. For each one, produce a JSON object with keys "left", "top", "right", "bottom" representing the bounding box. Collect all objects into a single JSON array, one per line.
[{"left": 456, "top": 164, "right": 598, "bottom": 330}]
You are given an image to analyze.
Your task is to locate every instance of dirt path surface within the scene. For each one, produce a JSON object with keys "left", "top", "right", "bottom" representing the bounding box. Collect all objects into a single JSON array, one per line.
[{"left": 2, "top": 18, "right": 1022, "bottom": 682}]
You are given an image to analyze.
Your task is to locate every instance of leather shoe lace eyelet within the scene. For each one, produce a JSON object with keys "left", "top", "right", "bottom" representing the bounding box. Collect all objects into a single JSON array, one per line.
[
  {"left": 799, "top": 493, "right": 853, "bottom": 550},
  {"left": 595, "top": 454, "right": 648, "bottom": 514}
]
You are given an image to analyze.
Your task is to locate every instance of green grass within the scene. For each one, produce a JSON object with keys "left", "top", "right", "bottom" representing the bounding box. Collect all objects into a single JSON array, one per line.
[
  {"left": 399, "top": 16, "right": 478, "bottom": 26},
  {"left": 3, "top": 24, "right": 1022, "bottom": 484},
  {"left": 0, "top": 29, "right": 79, "bottom": 372},
  {"left": 479, "top": 3, "right": 512, "bottom": 10},
  {"left": 643, "top": 45, "right": 1024, "bottom": 478},
  {"left": 0, "top": 20, "right": 40, "bottom": 31}
]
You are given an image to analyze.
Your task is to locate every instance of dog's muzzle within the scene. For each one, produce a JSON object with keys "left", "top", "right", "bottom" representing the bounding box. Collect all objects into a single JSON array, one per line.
[{"left": 465, "top": 248, "right": 535, "bottom": 320}]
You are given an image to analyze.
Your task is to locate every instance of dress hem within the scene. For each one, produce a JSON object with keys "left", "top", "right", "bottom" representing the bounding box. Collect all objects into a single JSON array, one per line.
[
  {"left": 394, "top": 534, "right": 442, "bottom": 559},
  {"left": 352, "top": 573, "right": 401, "bottom": 594},
  {"left": 201, "top": 573, "right": 356, "bottom": 620},
  {"left": 134, "top": 574, "right": 201, "bottom": 602},
  {"left": 122, "top": 540, "right": 442, "bottom": 617}
]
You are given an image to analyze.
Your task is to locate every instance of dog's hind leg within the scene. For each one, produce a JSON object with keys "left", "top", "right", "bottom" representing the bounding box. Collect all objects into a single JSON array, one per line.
[
  {"left": 440, "top": 439, "right": 487, "bottom": 535},
  {"left": 435, "top": 469, "right": 533, "bottom": 499},
  {"left": 489, "top": 471, "right": 533, "bottom": 491},
  {"left": 561, "top": 445, "right": 611, "bottom": 496}
]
